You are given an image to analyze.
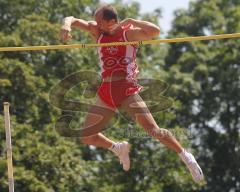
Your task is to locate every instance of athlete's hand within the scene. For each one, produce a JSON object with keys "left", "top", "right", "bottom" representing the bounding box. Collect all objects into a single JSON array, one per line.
[
  {"left": 60, "top": 27, "right": 72, "bottom": 43},
  {"left": 111, "top": 18, "right": 134, "bottom": 31},
  {"left": 118, "top": 18, "right": 134, "bottom": 27}
]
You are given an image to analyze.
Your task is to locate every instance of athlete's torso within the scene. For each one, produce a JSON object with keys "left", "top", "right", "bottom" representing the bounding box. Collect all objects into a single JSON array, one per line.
[{"left": 97, "top": 24, "right": 139, "bottom": 81}]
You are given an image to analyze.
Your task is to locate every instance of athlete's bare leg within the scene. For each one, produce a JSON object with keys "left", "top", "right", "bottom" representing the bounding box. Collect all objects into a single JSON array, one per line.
[
  {"left": 81, "top": 95, "right": 131, "bottom": 171},
  {"left": 120, "top": 93, "right": 204, "bottom": 181},
  {"left": 81, "top": 95, "right": 116, "bottom": 149},
  {"left": 120, "top": 93, "right": 183, "bottom": 153}
]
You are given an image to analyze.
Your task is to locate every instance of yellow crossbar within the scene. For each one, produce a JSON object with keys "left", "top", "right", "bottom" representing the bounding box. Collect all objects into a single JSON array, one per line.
[{"left": 0, "top": 33, "right": 239, "bottom": 52}]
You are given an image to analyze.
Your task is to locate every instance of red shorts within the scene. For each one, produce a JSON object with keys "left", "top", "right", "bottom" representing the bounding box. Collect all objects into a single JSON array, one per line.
[{"left": 97, "top": 79, "right": 143, "bottom": 109}]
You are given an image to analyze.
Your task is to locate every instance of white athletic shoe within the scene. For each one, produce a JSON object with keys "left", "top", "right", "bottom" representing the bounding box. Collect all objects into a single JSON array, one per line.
[
  {"left": 179, "top": 150, "right": 204, "bottom": 183},
  {"left": 110, "top": 141, "right": 131, "bottom": 171}
]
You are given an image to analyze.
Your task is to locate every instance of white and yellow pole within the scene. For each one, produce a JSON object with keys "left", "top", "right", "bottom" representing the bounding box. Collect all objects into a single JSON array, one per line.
[{"left": 3, "top": 102, "right": 14, "bottom": 192}]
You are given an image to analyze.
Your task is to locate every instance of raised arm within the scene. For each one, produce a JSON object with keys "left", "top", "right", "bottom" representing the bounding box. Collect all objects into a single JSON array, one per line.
[
  {"left": 60, "top": 16, "right": 99, "bottom": 42},
  {"left": 118, "top": 18, "right": 160, "bottom": 41}
]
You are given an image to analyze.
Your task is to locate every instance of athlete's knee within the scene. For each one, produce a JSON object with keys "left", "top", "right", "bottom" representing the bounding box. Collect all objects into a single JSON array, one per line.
[
  {"left": 159, "top": 129, "right": 173, "bottom": 141},
  {"left": 147, "top": 127, "right": 173, "bottom": 140}
]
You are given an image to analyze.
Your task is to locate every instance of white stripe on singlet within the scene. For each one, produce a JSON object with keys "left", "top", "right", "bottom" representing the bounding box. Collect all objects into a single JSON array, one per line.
[
  {"left": 97, "top": 34, "right": 104, "bottom": 75},
  {"left": 123, "top": 30, "right": 137, "bottom": 80}
]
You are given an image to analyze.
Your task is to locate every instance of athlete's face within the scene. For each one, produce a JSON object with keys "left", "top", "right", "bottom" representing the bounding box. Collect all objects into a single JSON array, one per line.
[{"left": 95, "top": 12, "right": 118, "bottom": 34}]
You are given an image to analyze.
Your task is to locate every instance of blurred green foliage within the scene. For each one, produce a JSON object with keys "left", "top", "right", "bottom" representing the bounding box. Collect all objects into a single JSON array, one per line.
[{"left": 0, "top": 0, "right": 239, "bottom": 191}]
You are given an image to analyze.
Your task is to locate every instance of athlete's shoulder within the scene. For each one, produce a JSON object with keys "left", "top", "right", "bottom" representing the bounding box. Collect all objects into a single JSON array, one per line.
[
  {"left": 88, "top": 21, "right": 101, "bottom": 39},
  {"left": 88, "top": 21, "right": 97, "bottom": 32}
]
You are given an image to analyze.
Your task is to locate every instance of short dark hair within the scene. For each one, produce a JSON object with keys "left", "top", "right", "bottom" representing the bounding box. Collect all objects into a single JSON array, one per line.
[{"left": 95, "top": 5, "right": 118, "bottom": 21}]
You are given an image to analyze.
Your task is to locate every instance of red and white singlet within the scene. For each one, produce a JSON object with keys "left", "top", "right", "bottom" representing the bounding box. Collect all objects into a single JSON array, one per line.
[
  {"left": 96, "top": 24, "right": 143, "bottom": 109},
  {"left": 97, "top": 24, "right": 139, "bottom": 80}
]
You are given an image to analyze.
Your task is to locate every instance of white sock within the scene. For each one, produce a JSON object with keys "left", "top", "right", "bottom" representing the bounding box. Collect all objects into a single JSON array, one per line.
[
  {"left": 179, "top": 148, "right": 190, "bottom": 163},
  {"left": 179, "top": 148, "right": 186, "bottom": 157},
  {"left": 109, "top": 142, "right": 118, "bottom": 152}
]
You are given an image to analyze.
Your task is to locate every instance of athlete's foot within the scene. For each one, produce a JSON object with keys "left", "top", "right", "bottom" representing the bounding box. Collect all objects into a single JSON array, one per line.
[
  {"left": 179, "top": 149, "right": 204, "bottom": 183},
  {"left": 109, "top": 141, "right": 131, "bottom": 171}
]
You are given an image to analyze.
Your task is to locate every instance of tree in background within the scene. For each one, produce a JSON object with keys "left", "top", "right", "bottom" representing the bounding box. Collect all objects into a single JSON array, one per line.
[
  {"left": 0, "top": 1, "right": 99, "bottom": 191},
  {"left": 3, "top": 0, "right": 239, "bottom": 191},
  {"left": 165, "top": 0, "right": 240, "bottom": 191}
]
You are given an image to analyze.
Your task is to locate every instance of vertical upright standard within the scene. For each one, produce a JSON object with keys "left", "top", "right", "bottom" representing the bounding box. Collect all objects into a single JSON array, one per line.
[{"left": 3, "top": 102, "right": 14, "bottom": 192}]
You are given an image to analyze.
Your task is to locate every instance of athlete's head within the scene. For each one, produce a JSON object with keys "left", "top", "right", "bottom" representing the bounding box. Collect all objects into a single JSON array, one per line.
[{"left": 94, "top": 5, "right": 118, "bottom": 34}]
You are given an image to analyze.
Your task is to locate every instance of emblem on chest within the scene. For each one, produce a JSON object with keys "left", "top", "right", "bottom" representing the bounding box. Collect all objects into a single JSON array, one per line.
[{"left": 103, "top": 46, "right": 119, "bottom": 55}]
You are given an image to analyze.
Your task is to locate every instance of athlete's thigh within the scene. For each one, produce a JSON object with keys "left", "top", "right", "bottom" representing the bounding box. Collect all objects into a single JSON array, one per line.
[
  {"left": 82, "top": 95, "right": 116, "bottom": 137},
  {"left": 120, "top": 94, "right": 158, "bottom": 129}
]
